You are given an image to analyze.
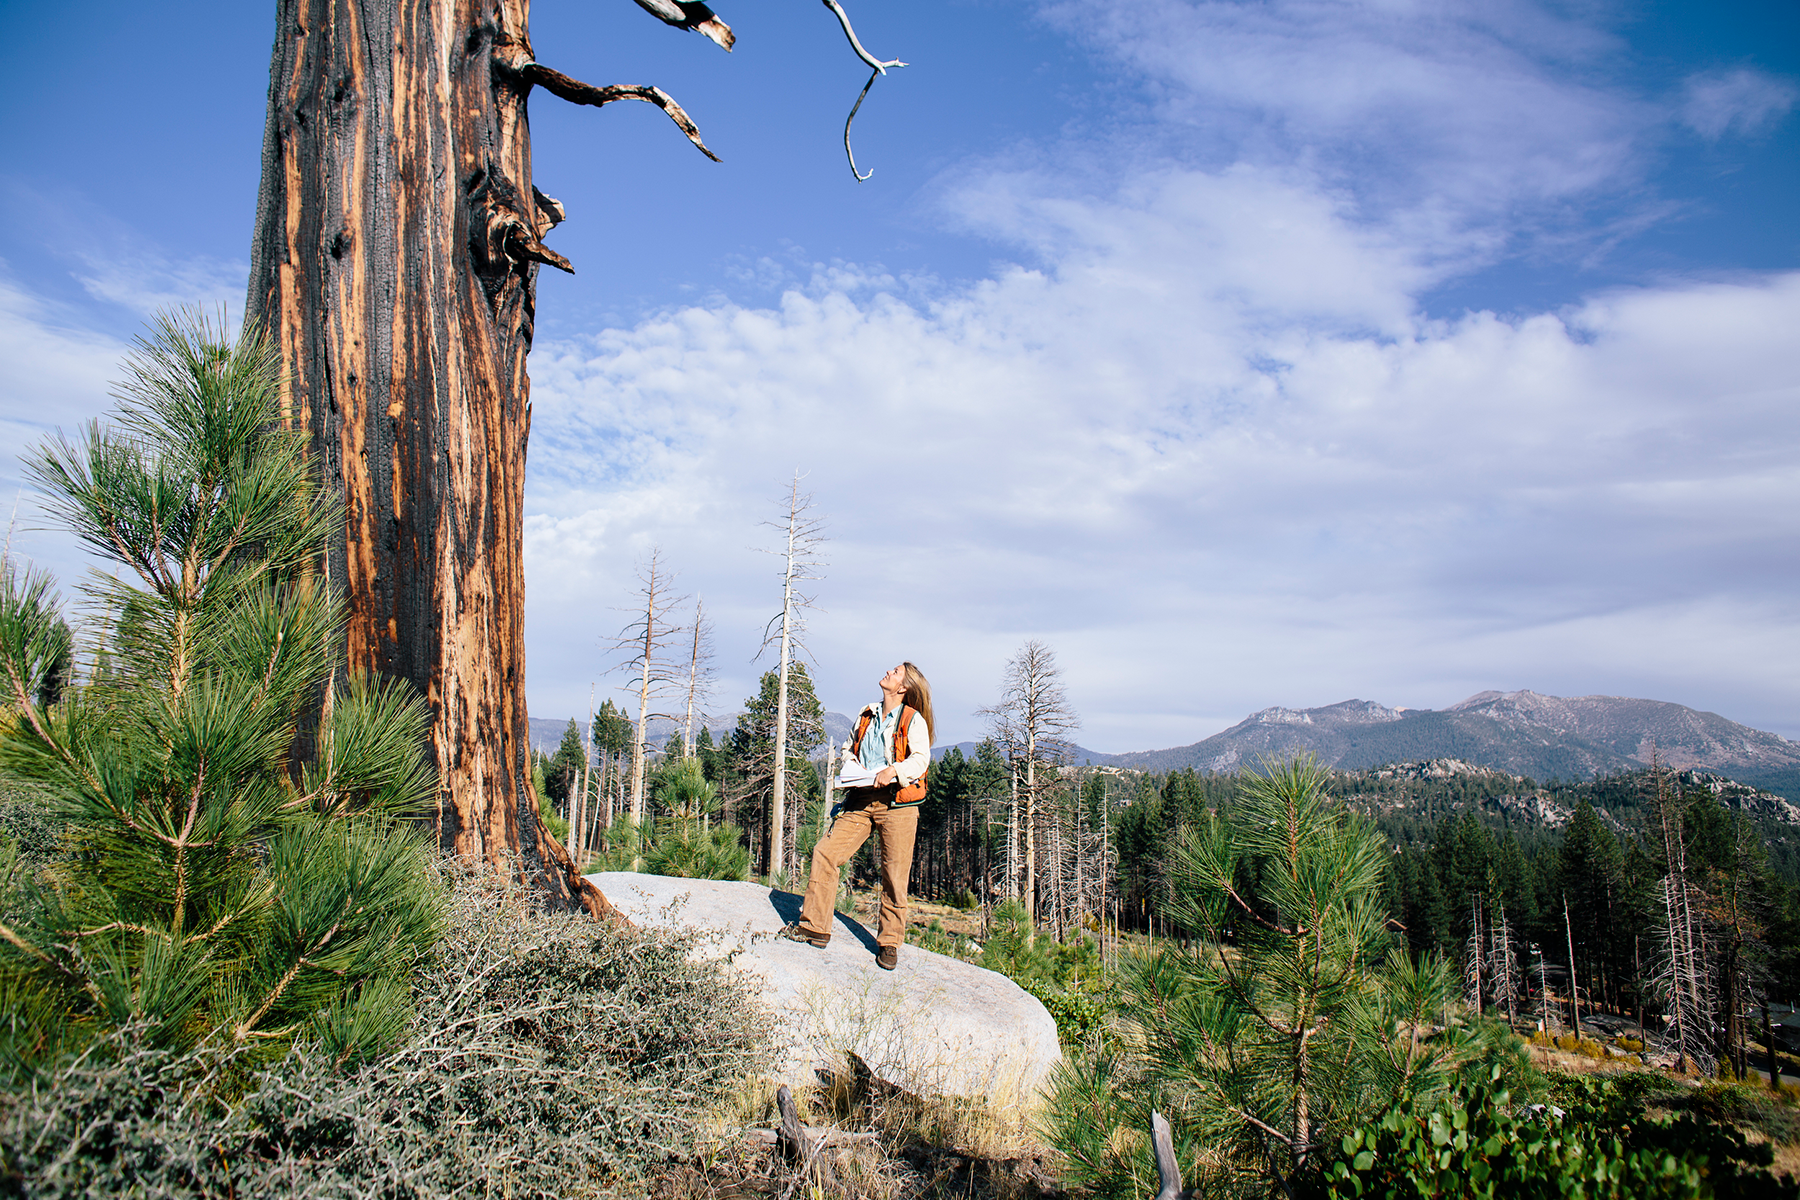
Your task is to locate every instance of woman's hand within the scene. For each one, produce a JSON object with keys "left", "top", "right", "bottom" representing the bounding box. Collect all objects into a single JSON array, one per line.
[{"left": 875, "top": 765, "right": 899, "bottom": 787}]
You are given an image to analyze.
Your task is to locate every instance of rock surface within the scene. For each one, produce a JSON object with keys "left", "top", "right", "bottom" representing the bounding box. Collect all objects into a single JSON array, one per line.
[{"left": 587, "top": 871, "right": 1060, "bottom": 1104}]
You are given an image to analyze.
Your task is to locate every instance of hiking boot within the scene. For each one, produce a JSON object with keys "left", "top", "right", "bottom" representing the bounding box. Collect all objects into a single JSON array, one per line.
[
  {"left": 877, "top": 946, "right": 898, "bottom": 971},
  {"left": 779, "top": 923, "right": 828, "bottom": 948}
]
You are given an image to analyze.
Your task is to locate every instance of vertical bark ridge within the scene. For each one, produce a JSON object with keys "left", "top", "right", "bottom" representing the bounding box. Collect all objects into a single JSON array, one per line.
[{"left": 247, "top": 0, "right": 611, "bottom": 916}]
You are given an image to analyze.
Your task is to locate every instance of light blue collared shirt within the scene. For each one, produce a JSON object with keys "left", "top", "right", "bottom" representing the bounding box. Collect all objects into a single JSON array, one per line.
[{"left": 858, "top": 701, "right": 907, "bottom": 772}]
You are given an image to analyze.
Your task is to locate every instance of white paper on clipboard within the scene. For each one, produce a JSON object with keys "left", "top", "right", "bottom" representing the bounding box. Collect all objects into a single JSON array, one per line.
[{"left": 835, "top": 761, "right": 879, "bottom": 789}]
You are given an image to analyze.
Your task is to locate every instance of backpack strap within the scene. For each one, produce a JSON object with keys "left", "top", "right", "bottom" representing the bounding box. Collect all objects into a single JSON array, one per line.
[{"left": 850, "top": 709, "right": 874, "bottom": 758}]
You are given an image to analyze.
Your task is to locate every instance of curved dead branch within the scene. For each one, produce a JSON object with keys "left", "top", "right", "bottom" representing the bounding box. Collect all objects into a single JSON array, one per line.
[
  {"left": 820, "top": 1, "right": 906, "bottom": 182},
  {"left": 523, "top": 64, "right": 722, "bottom": 163},
  {"left": 822, "top": 0, "right": 904, "bottom": 74},
  {"left": 632, "top": 0, "right": 735, "bottom": 51},
  {"left": 844, "top": 70, "right": 880, "bottom": 182}
]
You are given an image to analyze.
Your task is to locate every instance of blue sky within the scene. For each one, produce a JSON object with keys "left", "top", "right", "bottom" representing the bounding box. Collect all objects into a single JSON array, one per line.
[{"left": 2, "top": 1, "right": 1796, "bottom": 751}]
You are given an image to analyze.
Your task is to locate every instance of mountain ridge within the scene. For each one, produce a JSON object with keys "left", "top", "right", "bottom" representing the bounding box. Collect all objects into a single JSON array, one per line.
[{"left": 1101, "top": 690, "right": 1800, "bottom": 799}]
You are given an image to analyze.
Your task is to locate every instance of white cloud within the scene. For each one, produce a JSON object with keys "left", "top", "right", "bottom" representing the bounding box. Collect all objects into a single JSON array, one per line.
[
  {"left": 0, "top": 266, "right": 133, "bottom": 595},
  {"left": 518, "top": 2, "right": 1800, "bottom": 746},
  {"left": 1680, "top": 68, "right": 1797, "bottom": 140},
  {"left": 1036, "top": 0, "right": 1649, "bottom": 253},
  {"left": 521, "top": 200, "right": 1800, "bottom": 746}
]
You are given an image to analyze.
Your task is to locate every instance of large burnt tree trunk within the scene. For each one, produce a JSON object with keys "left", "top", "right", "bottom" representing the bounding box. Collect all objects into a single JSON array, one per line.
[{"left": 244, "top": 0, "right": 726, "bottom": 914}]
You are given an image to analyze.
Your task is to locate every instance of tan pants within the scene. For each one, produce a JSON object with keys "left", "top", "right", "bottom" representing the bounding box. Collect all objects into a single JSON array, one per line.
[{"left": 797, "top": 790, "right": 920, "bottom": 949}]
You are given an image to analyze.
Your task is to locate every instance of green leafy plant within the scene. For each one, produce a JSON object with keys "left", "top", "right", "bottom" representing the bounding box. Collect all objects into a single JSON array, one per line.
[
  {"left": 0, "top": 311, "right": 444, "bottom": 1072},
  {"left": 1304, "top": 1068, "right": 1799, "bottom": 1199}
]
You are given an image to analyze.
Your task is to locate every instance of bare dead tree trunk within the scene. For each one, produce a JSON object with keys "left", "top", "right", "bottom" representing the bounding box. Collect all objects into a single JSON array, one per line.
[
  {"left": 1565, "top": 896, "right": 1581, "bottom": 1035},
  {"left": 1649, "top": 750, "right": 1713, "bottom": 1073},
  {"left": 681, "top": 598, "right": 714, "bottom": 759},
  {"left": 249, "top": 0, "right": 566, "bottom": 909},
  {"left": 616, "top": 551, "right": 683, "bottom": 829},
  {"left": 981, "top": 640, "right": 1078, "bottom": 929},
  {"left": 1025, "top": 722, "right": 1038, "bottom": 919},
  {"left": 1466, "top": 895, "right": 1484, "bottom": 1017},
  {"left": 1007, "top": 763, "right": 1020, "bottom": 900},
  {"left": 758, "top": 476, "right": 825, "bottom": 880},
  {"left": 571, "top": 683, "right": 594, "bottom": 869},
  {"left": 245, "top": 0, "right": 725, "bottom": 915}
]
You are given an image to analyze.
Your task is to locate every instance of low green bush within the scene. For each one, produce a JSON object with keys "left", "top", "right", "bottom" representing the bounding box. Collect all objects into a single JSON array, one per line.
[
  {"left": 0, "top": 861, "right": 773, "bottom": 1198},
  {"left": 1021, "top": 979, "right": 1111, "bottom": 1047},
  {"left": 975, "top": 900, "right": 1115, "bottom": 1046},
  {"left": 1667, "top": 1079, "right": 1800, "bottom": 1148},
  {"left": 1303, "top": 1068, "right": 1799, "bottom": 1199}
]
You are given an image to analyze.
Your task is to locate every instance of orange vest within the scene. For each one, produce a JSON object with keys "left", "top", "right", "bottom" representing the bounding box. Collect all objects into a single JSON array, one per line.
[{"left": 849, "top": 703, "right": 929, "bottom": 806}]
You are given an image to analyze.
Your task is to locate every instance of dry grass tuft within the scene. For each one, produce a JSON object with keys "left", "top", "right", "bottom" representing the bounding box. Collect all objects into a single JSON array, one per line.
[{"left": 662, "top": 1055, "right": 1062, "bottom": 1200}]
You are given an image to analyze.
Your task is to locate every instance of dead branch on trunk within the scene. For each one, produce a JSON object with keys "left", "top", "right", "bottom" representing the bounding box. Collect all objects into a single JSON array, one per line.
[
  {"left": 823, "top": 0, "right": 904, "bottom": 74},
  {"left": 820, "top": 0, "right": 906, "bottom": 180},
  {"left": 522, "top": 64, "right": 722, "bottom": 162},
  {"left": 632, "top": 0, "right": 735, "bottom": 50}
]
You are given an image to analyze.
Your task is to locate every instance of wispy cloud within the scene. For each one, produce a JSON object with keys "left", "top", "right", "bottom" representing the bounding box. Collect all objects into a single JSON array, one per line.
[
  {"left": 0, "top": 266, "right": 133, "bottom": 592},
  {"left": 73, "top": 250, "right": 246, "bottom": 320},
  {"left": 1036, "top": 0, "right": 1650, "bottom": 256},
  {"left": 1680, "top": 67, "right": 1797, "bottom": 140}
]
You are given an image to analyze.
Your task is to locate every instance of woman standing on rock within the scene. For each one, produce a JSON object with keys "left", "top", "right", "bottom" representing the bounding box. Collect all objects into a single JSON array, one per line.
[{"left": 781, "top": 662, "right": 933, "bottom": 970}]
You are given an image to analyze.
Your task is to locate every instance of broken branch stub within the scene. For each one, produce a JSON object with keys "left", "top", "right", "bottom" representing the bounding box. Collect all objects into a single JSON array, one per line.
[
  {"left": 632, "top": 0, "right": 735, "bottom": 51},
  {"left": 776, "top": 1084, "right": 806, "bottom": 1161},
  {"left": 523, "top": 64, "right": 722, "bottom": 163},
  {"left": 531, "top": 186, "right": 566, "bottom": 236},
  {"left": 469, "top": 168, "right": 575, "bottom": 282},
  {"left": 1151, "top": 1111, "right": 1187, "bottom": 1200}
]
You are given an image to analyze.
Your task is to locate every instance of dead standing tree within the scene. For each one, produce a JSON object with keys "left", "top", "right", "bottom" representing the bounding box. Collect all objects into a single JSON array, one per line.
[
  {"left": 980, "top": 640, "right": 1079, "bottom": 925},
  {"left": 244, "top": 0, "right": 903, "bottom": 913},
  {"left": 610, "top": 549, "right": 686, "bottom": 830},
  {"left": 680, "top": 596, "right": 716, "bottom": 759},
  {"left": 757, "top": 476, "right": 826, "bottom": 880},
  {"left": 1648, "top": 749, "right": 1714, "bottom": 1074}
]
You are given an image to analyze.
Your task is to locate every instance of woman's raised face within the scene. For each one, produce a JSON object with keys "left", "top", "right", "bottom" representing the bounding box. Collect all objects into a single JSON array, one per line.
[{"left": 880, "top": 663, "right": 907, "bottom": 694}]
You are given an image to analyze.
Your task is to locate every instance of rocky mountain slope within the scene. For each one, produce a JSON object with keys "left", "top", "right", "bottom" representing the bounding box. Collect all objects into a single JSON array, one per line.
[{"left": 1105, "top": 691, "right": 1800, "bottom": 800}]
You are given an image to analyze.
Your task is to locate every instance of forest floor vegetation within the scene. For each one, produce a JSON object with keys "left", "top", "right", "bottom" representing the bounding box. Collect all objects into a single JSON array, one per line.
[{"left": 0, "top": 857, "right": 772, "bottom": 1197}]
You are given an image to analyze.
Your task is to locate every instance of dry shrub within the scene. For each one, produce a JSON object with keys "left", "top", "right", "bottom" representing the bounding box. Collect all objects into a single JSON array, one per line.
[
  {"left": 668, "top": 1052, "right": 1056, "bottom": 1200},
  {"left": 0, "top": 861, "right": 773, "bottom": 1198}
]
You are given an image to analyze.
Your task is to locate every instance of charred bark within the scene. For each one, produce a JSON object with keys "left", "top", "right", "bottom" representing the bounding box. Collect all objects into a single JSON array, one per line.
[{"left": 244, "top": 0, "right": 660, "bottom": 916}]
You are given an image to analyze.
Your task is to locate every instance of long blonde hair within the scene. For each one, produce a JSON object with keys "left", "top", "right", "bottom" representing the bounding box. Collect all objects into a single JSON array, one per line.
[{"left": 901, "top": 662, "right": 935, "bottom": 745}]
